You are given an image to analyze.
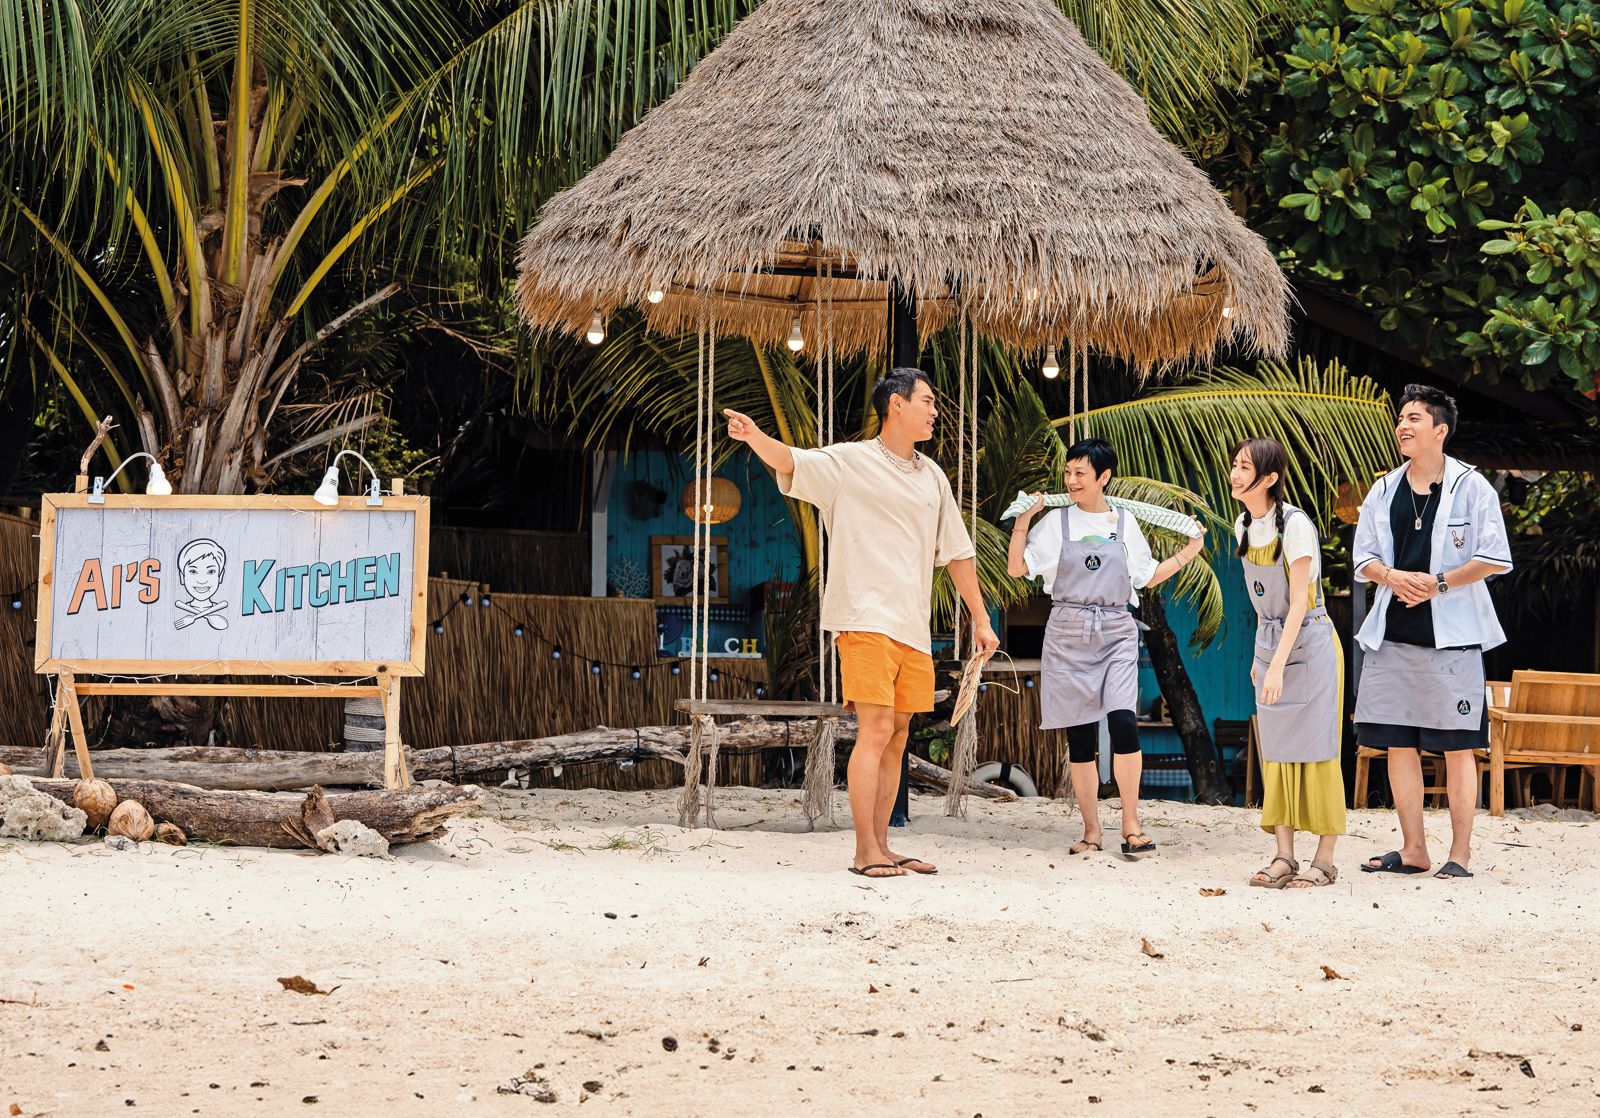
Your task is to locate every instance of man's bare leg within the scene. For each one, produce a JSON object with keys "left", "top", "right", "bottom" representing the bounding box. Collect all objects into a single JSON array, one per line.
[
  {"left": 878, "top": 711, "right": 935, "bottom": 873},
  {"left": 1443, "top": 749, "right": 1477, "bottom": 870},
  {"left": 1365, "top": 747, "right": 1430, "bottom": 870},
  {"left": 847, "top": 702, "right": 904, "bottom": 876}
]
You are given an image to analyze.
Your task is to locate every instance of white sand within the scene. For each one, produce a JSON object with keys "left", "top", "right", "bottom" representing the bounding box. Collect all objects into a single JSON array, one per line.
[{"left": 3, "top": 786, "right": 1597, "bottom": 1117}]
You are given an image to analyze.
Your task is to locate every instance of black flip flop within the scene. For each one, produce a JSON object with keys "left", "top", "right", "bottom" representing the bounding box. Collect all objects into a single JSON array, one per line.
[
  {"left": 1360, "top": 850, "right": 1429, "bottom": 875},
  {"left": 848, "top": 863, "right": 902, "bottom": 878},
  {"left": 1069, "top": 840, "right": 1103, "bottom": 856},
  {"left": 1434, "top": 860, "right": 1474, "bottom": 879},
  {"left": 894, "top": 858, "right": 938, "bottom": 875},
  {"left": 1120, "top": 833, "right": 1156, "bottom": 857}
]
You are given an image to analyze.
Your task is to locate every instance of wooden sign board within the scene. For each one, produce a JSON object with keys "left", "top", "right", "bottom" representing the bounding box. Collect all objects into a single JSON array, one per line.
[{"left": 35, "top": 493, "right": 430, "bottom": 678}]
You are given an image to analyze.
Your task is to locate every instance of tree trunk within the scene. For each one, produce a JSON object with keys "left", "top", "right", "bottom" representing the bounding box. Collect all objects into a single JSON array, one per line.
[
  {"left": 1134, "top": 589, "right": 1232, "bottom": 804},
  {"left": 2, "top": 717, "right": 1021, "bottom": 800},
  {"left": 28, "top": 777, "right": 478, "bottom": 848}
]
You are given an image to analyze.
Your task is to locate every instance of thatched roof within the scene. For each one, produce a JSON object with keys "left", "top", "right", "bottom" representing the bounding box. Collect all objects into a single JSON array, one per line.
[{"left": 517, "top": 0, "right": 1290, "bottom": 368}]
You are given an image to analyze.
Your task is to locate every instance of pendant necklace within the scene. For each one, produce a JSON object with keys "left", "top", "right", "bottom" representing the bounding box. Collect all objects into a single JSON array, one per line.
[{"left": 1408, "top": 466, "right": 1443, "bottom": 531}]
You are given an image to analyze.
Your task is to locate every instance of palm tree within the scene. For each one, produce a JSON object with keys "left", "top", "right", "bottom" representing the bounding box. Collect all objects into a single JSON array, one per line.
[{"left": 1, "top": 0, "right": 1298, "bottom": 492}]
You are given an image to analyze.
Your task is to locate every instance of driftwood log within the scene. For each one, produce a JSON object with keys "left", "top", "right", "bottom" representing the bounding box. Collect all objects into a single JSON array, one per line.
[
  {"left": 3, "top": 716, "right": 1017, "bottom": 801},
  {"left": 27, "top": 777, "right": 480, "bottom": 849}
]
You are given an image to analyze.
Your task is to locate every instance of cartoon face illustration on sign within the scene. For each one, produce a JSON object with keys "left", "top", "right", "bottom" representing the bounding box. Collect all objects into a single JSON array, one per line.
[
  {"left": 1457, "top": 698, "right": 1472, "bottom": 716},
  {"left": 1084, "top": 555, "right": 1102, "bottom": 572},
  {"left": 174, "top": 538, "right": 229, "bottom": 630},
  {"left": 1252, "top": 580, "right": 1266, "bottom": 597}
]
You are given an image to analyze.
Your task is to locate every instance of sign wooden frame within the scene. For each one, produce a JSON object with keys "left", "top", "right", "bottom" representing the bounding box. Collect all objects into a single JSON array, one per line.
[{"left": 34, "top": 478, "right": 427, "bottom": 790}]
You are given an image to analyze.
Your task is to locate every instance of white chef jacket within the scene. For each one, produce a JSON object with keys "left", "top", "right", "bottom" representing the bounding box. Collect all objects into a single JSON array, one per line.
[{"left": 1352, "top": 456, "right": 1513, "bottom": 652}]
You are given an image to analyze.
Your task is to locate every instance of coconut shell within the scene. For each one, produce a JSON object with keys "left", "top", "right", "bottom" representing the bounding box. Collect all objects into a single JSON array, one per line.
[
  {"left": 73, "top": 778, "right": 118, "bottom": 831},
  {"left": 106, "top": 799, "right": 155, "bottom": 842},
  {"left": 153, "top": 822, "right": 188, "bottom": 847}
]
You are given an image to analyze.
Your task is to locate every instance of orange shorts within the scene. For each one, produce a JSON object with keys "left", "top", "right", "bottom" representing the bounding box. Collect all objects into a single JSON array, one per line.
[{"left": 836, "top": 632, "right": 935, "bottom": 713}]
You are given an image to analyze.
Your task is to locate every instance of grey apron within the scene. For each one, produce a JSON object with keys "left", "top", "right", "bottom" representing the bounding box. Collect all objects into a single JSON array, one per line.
[
  {"left": 1241, "top": 507, "right": 1341, "bottom": 763},
  {"left": 1354, "top": 642, "right": 1486, "bottom": 731},
  {"left": 1040, "top": 507, "right": 1139, "bottom": 730}
]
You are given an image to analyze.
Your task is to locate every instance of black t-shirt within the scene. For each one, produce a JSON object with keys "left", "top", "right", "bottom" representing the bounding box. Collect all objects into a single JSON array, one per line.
[{"left": 1384, "top": 476, "right": 1442, "bottom": 646}]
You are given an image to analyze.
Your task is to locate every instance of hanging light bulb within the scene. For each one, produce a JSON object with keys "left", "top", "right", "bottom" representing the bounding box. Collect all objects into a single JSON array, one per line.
[
  {"left": 1221, "top": 305, "right": 1234, "bottom": 319},
  {"left": 630, "top": 666, "right": 642, "bottom": 680},
  {"left": 671, "top": 664, "right": 681, "bottom": 676},
  {"left": 512, "top": 623, "right": 524, "bottom": 638},
  {"left": 551, "top": 645, "right": 563, "bottom": 660},
  {"left": 709, "top": 669, "right": 720, "bottom": 683},
  {"left": 786, "top": 313, "right": 804, "bottom": 352},
  {"left": 647, "top": 288, "right": 665, "bottom": 304},
  {"left": 432, "top": 621, "right": 444, "bottom": 635},
  {"left": 1042, "top": 345, "right": 1061, "bottom": 379},
  {"left": 590, "top": 661, "right": 602, "bottom": 675},
  {"left": 586, "top": 310, "right": 606, "bottom": 345}
]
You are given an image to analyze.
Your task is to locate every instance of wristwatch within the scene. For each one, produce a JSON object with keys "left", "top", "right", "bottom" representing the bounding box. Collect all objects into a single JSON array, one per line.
[{"left": 1436, "top": 572, "right": 1450, "bottom": 595}]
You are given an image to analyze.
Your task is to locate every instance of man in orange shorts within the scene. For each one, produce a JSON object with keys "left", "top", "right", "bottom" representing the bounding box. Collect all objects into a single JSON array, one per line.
[{"left": 725, "top": 367, "right": 999, "bottom": 878}]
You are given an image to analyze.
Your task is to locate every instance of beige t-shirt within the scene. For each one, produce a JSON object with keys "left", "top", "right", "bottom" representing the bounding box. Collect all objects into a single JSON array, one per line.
[{"left": 777, "top": 440, "right": 975, "bottom": 654}]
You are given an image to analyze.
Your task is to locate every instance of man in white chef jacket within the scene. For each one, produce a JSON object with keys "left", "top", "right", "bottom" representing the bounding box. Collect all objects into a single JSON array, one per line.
[{"left": 1352, "top": 384, "right": 1512, "bottom": 880}]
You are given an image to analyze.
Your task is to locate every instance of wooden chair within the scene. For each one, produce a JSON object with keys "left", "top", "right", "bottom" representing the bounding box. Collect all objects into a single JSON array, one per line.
[
  {"left": 1487, "top": 671, "right": 1600, "bottom": 817},
  {"left": 1352, "top": 682, "right": 1520, "bottom": 810},
  {"left": 1213, "top": 718, "right": 1251, "bottom": 802}
]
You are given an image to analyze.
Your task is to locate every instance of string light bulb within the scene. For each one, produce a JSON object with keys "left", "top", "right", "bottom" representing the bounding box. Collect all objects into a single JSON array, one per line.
[
  {"left": 432, "top": 621, "right": 444, "bottom": 634},
  {"left": 786, "top": 314, "right": 804, "bottom": 352},
  {"left": 630, "top": 666, "right": 642, "bottom": 680},
  {"left": 590, "top": 661, "right": 602, "bottom": 675},
  {"left": 551, "top": 646, "right": 562, "bottom": 660},
  {"left": 460, "top": 591, "right": 474, "bottom": 606},
  {"left": 1221, "top": 305, "right": 1234, "bottom": 319},
  {"left": 586, "top": 311, "right": 606, "bottom": 345},
  {"left": 513, "top": 623, "right": 524, "bottom": 638},
  {"left": 11, "top": 595, "right": 22, "bottom": 610},
  {"left": 647, "top": 288, "right": 665, "bottom": 304},
  {"left": 671, "top": 664, "right": 681, "bottom": 676},
  {"left": 1042, "top": 345, "right": 1060, "bottom": 379},
  {"left": 480, "top": 593, "right": 491, "bottom": 608},
  {"left": 709, "top": 669, "right": 720, "bottom": 683}
]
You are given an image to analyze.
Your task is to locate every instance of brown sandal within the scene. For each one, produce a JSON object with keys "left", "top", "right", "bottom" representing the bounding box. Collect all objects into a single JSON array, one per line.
[
  {"left": 1069, "top": 839, "right": 1103, "bottom": 855},
  {"left": 1286, "top": 861, "right": 1338, "bottom": 889},
  {"left": 1249, "top": 855, "right": 1299, "bottom": 889}
]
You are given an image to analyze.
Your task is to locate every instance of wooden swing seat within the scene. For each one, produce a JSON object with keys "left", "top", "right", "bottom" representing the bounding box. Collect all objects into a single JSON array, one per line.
[{"left": 675, "top": 698, "right": 848, "bottom": 718}]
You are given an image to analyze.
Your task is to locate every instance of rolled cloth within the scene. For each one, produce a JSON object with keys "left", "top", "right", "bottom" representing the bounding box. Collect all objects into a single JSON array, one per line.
[{"left": 999, "top": 491, "right": 1204, "bottom": 538}]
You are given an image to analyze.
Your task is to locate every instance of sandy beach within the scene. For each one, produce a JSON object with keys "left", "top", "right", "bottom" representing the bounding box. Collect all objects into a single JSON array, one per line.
[{"left": 3, "top": 785, "right": 1596, "bottom": 1117}]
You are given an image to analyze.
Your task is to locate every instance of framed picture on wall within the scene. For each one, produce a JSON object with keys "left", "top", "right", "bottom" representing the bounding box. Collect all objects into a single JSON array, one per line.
[{"left": 652, "top": 535, "right": 728, "bottom": 604}]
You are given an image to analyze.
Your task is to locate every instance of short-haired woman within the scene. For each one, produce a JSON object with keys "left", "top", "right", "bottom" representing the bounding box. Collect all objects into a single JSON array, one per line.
[{"left": 1007, "top": 439, "right": 1205, "bottom": 858}]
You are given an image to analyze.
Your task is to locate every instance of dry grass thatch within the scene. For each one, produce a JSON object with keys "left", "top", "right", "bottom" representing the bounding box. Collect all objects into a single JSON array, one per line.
[{"left": 517, "top": 0, "right": 1290, "bottom": 369}]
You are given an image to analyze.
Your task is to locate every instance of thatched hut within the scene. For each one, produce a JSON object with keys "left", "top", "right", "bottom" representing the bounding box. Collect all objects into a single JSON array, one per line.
[{"left": 517, "top": 0, "right": 1290, "bottom": 368}]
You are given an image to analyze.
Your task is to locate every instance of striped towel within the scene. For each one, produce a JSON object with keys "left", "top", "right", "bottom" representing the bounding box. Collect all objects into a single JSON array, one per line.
[{"left": 999, "top": 491, "right": 1203, "bottom": 538}]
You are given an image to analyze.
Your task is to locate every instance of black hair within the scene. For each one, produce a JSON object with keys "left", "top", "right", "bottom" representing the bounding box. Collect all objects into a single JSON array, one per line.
[
  {"left": 871, "top": 366, "right": 934, "bottom": 424},
  {"left": 1063, "top": 438, "right": 1116, "bottom": 482},
  {"left": 1230, "top": 437, "right": 1288, "bottom": 562},
  {"left": 1400, "top": 383, "right": 1458, "bottom": 442}
]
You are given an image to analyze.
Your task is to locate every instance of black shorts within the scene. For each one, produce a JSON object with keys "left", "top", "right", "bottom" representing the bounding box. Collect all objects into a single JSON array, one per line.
[{"left": 1356, "top": 720, "right": 1486, "bottom": 752}]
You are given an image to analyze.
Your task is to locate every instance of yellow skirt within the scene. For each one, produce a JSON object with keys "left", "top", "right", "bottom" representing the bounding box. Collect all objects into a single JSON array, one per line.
[{"left": 1260, "top": 759, "right": 1346, "bottom": 836}]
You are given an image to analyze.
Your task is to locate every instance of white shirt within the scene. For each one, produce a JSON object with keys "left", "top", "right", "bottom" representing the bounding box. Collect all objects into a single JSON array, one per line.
[
  {"left": 1234, "top": 509, "right": 1320, "bottom": 582},
  {"left": 1352, "top": 456, "right": 1513, "bottom": 651},
  {"left": 1022, "top": 506, "right": 1156, "bottom": 604},
  {"left": 778, "top": 440, "right": 975, "bottom": 654}
]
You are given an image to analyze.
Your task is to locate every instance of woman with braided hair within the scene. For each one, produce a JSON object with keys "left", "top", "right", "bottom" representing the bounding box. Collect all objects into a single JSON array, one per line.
[{"left": 1229, "top": 437, "right": 1345, "bottom": 889}]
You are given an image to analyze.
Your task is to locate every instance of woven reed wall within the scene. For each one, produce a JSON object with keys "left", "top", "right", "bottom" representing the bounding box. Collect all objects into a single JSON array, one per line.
[
  {"left": 430, "top": 527, "right": 588, "bottom": 596},
  {"left": 972, "top": 668, "right": 1070, "bottom": 796},
  {"left": 0, "top": 516, "right": 763, "bottom": 790}
]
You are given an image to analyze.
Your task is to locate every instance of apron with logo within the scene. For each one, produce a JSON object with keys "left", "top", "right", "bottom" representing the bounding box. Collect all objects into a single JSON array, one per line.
[
  {"left": 1241, "top": 507, "right": 1341, "bottom": 763},
  {"left": 1354, "top": 642, "right": 1485, "bottom": 731},
  {"left": 1040, "top": 507, "right": 1139, "bottom": 730}
]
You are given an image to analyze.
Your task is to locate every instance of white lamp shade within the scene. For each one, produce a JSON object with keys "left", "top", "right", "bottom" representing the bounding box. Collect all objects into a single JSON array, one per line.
[
  {"left": 313, "top": 466, "right": 341, "bottom": 506},
  {"left": 145, "top": 463, "right": 172, "bottom": 496}
]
